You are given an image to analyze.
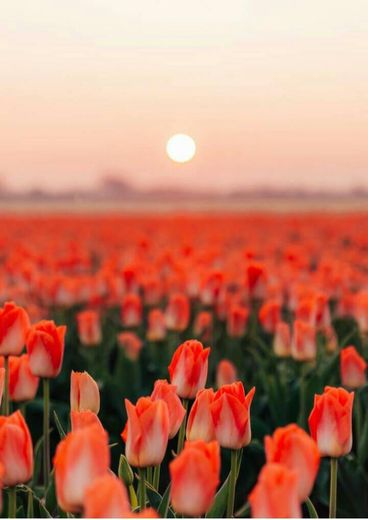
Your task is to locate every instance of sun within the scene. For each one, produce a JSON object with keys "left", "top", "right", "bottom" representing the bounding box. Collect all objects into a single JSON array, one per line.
[{"left": 166, "top": 134, "right": 196, "bottom": 163}]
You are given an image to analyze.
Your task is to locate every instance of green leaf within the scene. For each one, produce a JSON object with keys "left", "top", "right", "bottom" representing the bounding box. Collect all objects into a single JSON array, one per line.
[
  {"left": 145, "top": 482, "right": 175, "bottom": 518},
  {"left": 53, "top": 410, "right": 67, "bottom": 439},
  {"left": 305, "top": 497, "right": 319, "bottom": 518},
  {"left": 206, "top": 473, "right": 230, "bottom": 518},
  {"left": 158, "top": 483, "right": 171, "bottom": 518},
  {"left": 30, "top": 435, "right": 45, "bottom": 487},
  {"left": 358, "top": 412, "right": 368, "bottom": 465}
]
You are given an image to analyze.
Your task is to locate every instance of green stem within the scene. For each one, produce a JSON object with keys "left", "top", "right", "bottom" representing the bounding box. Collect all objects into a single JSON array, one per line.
[
  {"left": 8, "top": 487, "right": 17, "bottom": 518},
  {"left": 146, "top": 466, "right": 153, "bottom": 485},
  {"left": 153, "top": 464, "right": 161, "bottom": 491},
  {"left": 3, "top": 356, "right": 9, "bottom": 415},
  {"left": 227, "top": 449, "right": 238, "bottom": 518},
  {"left": 138, "top": 467, "right": 146, "bottom": 511},
  {"left": 43, "top": 378, "right": 50, "bottom": 490},
  {"left": 176, "top": 399, "right": 189, "bottom": 454},
  {"left": 27, "top": 487, "right": 34, "bottom": 518},
  {"left": 329, "top": 458, "right": 338, "bottom": 518},
  {"left": 305, "top": 497, "right": 319, "bottom": 518}
]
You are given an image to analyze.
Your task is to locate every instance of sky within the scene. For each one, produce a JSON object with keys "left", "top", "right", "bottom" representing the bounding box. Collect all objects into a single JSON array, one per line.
[{"left": 1, "top": 0, "right": 368, "bottom": 193}]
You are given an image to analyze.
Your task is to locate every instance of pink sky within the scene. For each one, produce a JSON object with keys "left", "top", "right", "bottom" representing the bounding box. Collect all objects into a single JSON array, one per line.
[{"left": 1, "top": 0, "right": 368, "bottom": 192}]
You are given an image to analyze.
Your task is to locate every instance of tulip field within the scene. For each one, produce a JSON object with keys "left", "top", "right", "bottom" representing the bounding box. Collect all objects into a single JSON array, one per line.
[{"left": 0, "top": 211, "right": 368, "bottom": 519}]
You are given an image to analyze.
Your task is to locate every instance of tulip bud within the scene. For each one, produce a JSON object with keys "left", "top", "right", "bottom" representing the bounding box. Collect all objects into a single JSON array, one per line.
[
  {"left": 246, "top": 262, "right": 267, "bottom": 300},
  {"left": 249, "top": 463, "right": 302, "bottom": 518},
  {"left": 117, "top": 332, "right": 142, "bottom": 361},
  {"left": 265, "top": 423, "right": 320, "bottom": 501},
  {"left": 54, "top": 424, "right": 110, "bottom": 513},
  {"left": 83, "top": 474, "right": 132, "bottom": 518},
  {"left": 273, "top": 321, "right": 291, "bottom": 357},
  {"left": 170, "top": 440, "right": 220, "bottom": 517},
  {"left": 340, "top": 346, "right": 367, "bottom": 389},
  {"left": 26, "top": 320, "right": 66, "bottom": 378},
  {"left": 121, "top": 293, "right": 142, "bottom": 328},
  {"left": 118, "top": 454, "right": 134, "bottom": 487},
  {"left": 168, "top": 340, "right": 210, "bottom": 399},
  {"left": 70, "top": 411, "right": 105, "bottom": 434},
  {"left": 211, "top": 382, "right": 255, "bottom": 449},
  {"left": 151, "top": 379, "right": 186, "bottom": 439},
  {"left": 165, "top": 293, "right": 190, "bottom": 332},
  {"left": 0, "top": 411, "right": 33, "bottom": 486},
  {"left": 216, "top": 359, "right": 237, "bottom": 388},
  {"left": 70, "top": 371, "right": 100, "bottom": 414},
  {"left": 7, "top": 354, "right": 39, "bottom": 402},
  {"left": 147, "top": 308, "right": 167, "bottom": 342},
  {"left": 0, "top": 302, "right": 30, "bottom": 356},
  {"left": 76, "top": 310, "right": 102, "bottom": 347},
  {"left": 291, "top": 320, "right": 316, "bottom": 362},
  {"left": 122, "top": 397, "right": 169, "bottom": 468},
  {"left": 259, "top": 300, "right": 281, "bottom": 334},
  {"left": 193, "top": 311, "right": 213, "bottom": 342},
  {"left": 227, "top": 304, "right": 249, "bottom": 338},
  {"left": 186, "top": 388, "right": 215, "bottom": 442},
  {"left": 308, "top": 386, "right": 354, "bottom": 457}
]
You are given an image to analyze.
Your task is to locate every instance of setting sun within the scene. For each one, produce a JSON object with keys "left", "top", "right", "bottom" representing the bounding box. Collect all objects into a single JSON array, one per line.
[{"left": 166, "top": 134, "right": 196, "bottom": 163}]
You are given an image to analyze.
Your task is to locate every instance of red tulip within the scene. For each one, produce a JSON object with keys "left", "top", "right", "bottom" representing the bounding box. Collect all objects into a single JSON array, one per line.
[
  {"left": 147, "top": 308, "right": 167, "bottom": 341},
  {"left": 168, "top": 340, "right": 210, "bottom": 399},
  {"left": 151, "top": 379, "right": 186, "bottom": 439},
  {"left": 165, "top": 293, "right": 190, "bottom": 332},
  {"left": 0, "top": 411, "right": 33, "bottom": 486},
  {"left": 117, "top": 332, "right": 143, "bottom": 361},
  {"left": 265, "top": 424, "right": 320, "bottom": 501},
  {"left": 83, "top": 474, "right": 131, "bottom": 518},
  {"left": 26, "top": 320, "right": 66, "bottom": 378},
  {"left": 121, "top": 293, "right": 142, "bottom": 328},
  {"left": 70, "top": 371, "right": 100, "bottom": 414},
  {"left": 193, "top": 311, "right": 213, "bottom": 342},
  {"left": 211, "top": 382, "right": 255, "bottom": 449},
  {"left": 308, "top": 386, "right": 354, "bottom": 457},
  {"left": 0, "top": 302, "right": 30, "bottom": 356},
  {"left": 216, "top": 359, "right": 237, "bottom": 388},
  {"left": 186, "top": 388, "right": 215, "bottom": 442},
  {"left": 273, "top": 321, "right": 291, "bottom": 357},
  {"left": 259, "top": 300, "right": 281, "bottom": 334},
  {"left": 249, "top": 463, "right": 301, "bottom": 518},
  {"left": 291, "top": 320, "right": 316, "bottom": 361},
  {"left": 170, "top": 440, "right": 220, "bottom": 517},
  {"left": 227, "top": 304, "right": 249, "bottom": 338},
  {"left": 340, "top": 346, "right": 367, "bottom": 389},
  {"left": 7, "top": 354, "right": 39, "bottom": 402},
  {"left": 0, "top": 369, "right": 4, "bottom": 407},
  {"left": 122, "top": 396, "right": 169, "bottom": 467},
  {"left": 54, "top": 424, "right": 110, "bottom": 513},
  {"left": 70, "top": 411, "right": 105, "bottom": 434},
  {"left": 76, "top": 310, "right": 102, "bottom": 347}
]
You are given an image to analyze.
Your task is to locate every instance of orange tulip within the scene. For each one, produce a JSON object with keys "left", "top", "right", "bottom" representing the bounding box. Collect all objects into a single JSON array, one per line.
[
  {"left": 340, "top": 346, "right": 367, "bottom": 389},
  {"left": 147, "top": 308, "right": 167, "bottom": 342},
  {"left": 151, "top": 379, "right": 186, "bottom": 439},
  {"left": 0, "top": 369, "right": 5, "bottom": 407},
  {"left": 168, "top": 339, "right": 210, "bottom": 399},
  {"left": 165, "top": 293, "right": 190, "bottom": 332},
  {"left": 291, "top": 320, "right": 316, "bottom": 361},
  {"left": 216, "top": 359, "right": 237, "bottom": 388},
  {"left": 211, "top": 382, "right": 255, "bottom": 449},
  {"left": 122, "top": 396, "right": 169, "bottom": 467},
  {"left": 83, "top": 474, "right": 130, "bottom": 518},
  {"left": 249, "top": 463, "right": 301, "bottom": 518},
  {"left": 54, "top": 424, "right": 110, "bottom": 513},
  {"left": 121, "top": 293, "right": 142, "bottom": 328},
  {"left": 70, "top": 411, "right": 105, "bottom": 434},
  {"left": 265, "top": 424, "right": 320, "bottom": 501},
  {"left": 186, "top": 388, "right": 215, "bottom": 442},
  {"left": 7, "top": 354, "right": 39, "bottom": 402},
  {"left": 273, "top": 321, "right": 291, "bottom": 357},
  {"left": 227, "top": 304, "right": 249, "bottom": 338},
  {"left": 259, "top": 300, "right": 281, "bottom": 334},
  {"left": 170, "top": 440, "right": 220, "bottom": 517},
  {"left": 0, "top": 302, "right": 30, "bottom": 356},
  {"left": 193, "top": 311, "right": 213, "bottom": 342},
  {"left": 76, "top": 310, "right": 102, "bottom": 347},
  {"left": 70, "top": 370, "right": 100, "bottom": 414},
  {"left": 0, "top": 411, "right": 33, "bottom": 486},
  {"left": 308, "top": 386, "right": 354, "bottom": 457},
  {"left": 117, "top": 332, "right": 143, "bottom": 361},
  {"left": 26, "top": 320, "right": 66, "bottom": 378}
]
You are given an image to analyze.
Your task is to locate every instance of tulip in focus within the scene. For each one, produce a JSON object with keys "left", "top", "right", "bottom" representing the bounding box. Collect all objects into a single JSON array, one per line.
[
  {"left": 340, "top": 346, "right": 367, "bottom": 389},
  {"left": 7, "top": 354, "right": 39, "bottom": 402},
  {"left": 0, "top": 302, "right": 30, "bottom": 356},
  {"left": 186, "top": 388, "right": 215, "bottom": 442},
  {"left": 76, "top": 310, "right": 102, "bottom": 347},
  {"left": 122, "top": 396, "right": 169, "bottom": 467},
  {"left": 168, "top": 339, "right": 210, "bottom": 399},
  {"left": 211, "top": 381, "right": 255, "bottom": 449},
  {"left": 249, "top": 463, "right": 301, "bottom": 518},
  {"left": 273, "top": 321, "right": 291, "bottom": 357},
  {"left": 216, "top": 359, "right": 237, "bottom": 388},
  {"left": 54, "top": 424, "right": 110, "bottom": 513},
  {"left": 0, "top": 410, "right": 33, "bottom": 486},
  {"left": 265, "top": 423, "right": 320, "bottom": 501},
  {"left": 170, "top": 440, "right": 220, "bottom": 517},
  {"left": 151, "top": 379, "right": 186, "bottom": 439},
  {"left": 308, "top": 386, "right": 354, "bottom": 457},
  {"left": 26, "top": 320, "right": 66, "bottom": 378},
  {"left": 70, "top": 370, "right": 100, "bottom": 414}
]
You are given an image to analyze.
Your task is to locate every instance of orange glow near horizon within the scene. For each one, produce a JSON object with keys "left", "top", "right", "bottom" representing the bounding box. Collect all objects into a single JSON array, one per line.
[{"left": 1, "top": 0, "right": 368, "bottom": 192}]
